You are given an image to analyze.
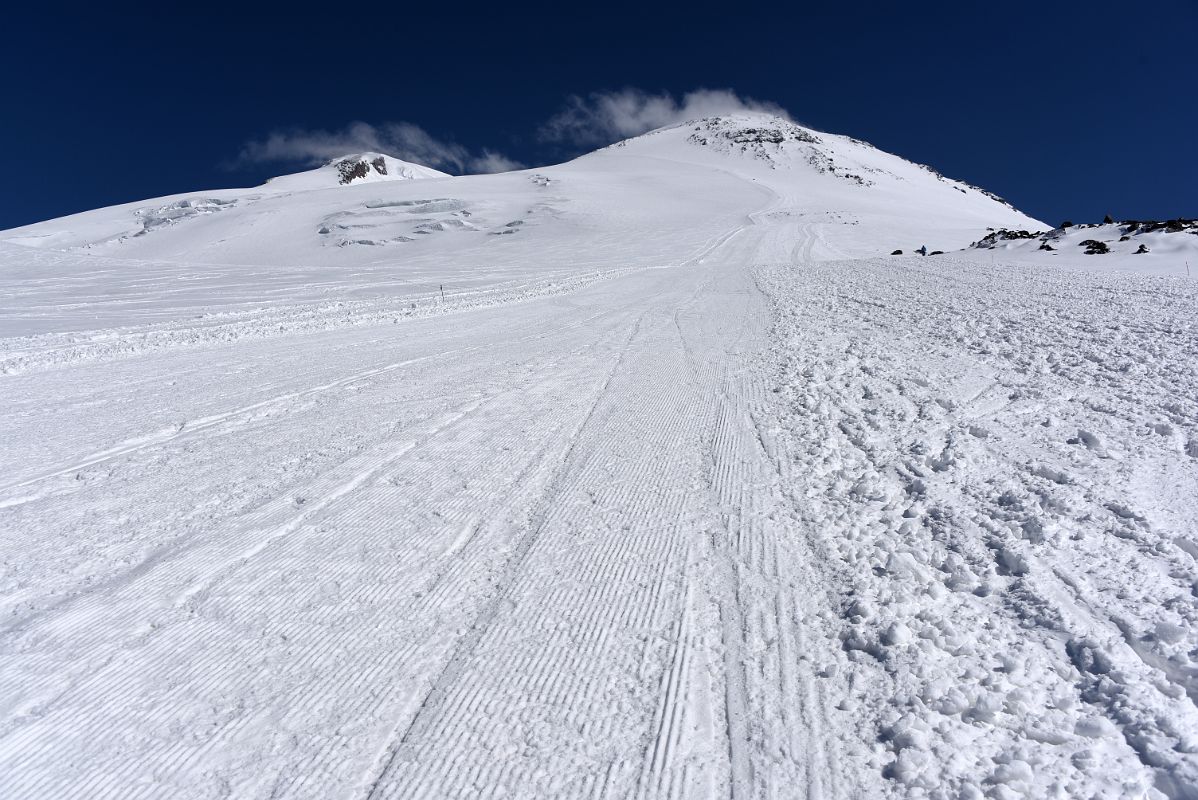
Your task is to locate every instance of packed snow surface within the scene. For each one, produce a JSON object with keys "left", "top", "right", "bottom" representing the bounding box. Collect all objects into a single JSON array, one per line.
[{"left": 2, "top": 113, "right": 1196, "bottom": 799}]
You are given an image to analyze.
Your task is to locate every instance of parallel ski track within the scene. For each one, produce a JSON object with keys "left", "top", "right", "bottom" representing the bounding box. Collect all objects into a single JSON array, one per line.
[
  {"left": 0, "top": 304, "right": 619, "bottom": 497},
  {"left": 363, "top": 229, "right": 754, "bottom": 800},
  {"left": 0, "top": 313, "right": 643, "bottom": 798},
  {"left": 0, "top": 188, "right": 862, "bottom": 799},
  {"left": 368, "top": 325, "right": 704, "bottom": 797},
  {"left": 358, "top": 307, "right": 652, "bottom": 799}
]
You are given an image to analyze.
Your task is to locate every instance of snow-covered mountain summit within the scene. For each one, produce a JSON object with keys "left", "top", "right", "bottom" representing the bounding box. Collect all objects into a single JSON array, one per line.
[
  {"left": 264, "top": 152, "right": 449, "bottom": 190},
  {"left": 602, "top": 112, "right": 1012, "bottom": 201},
  {"left": 1, "top": 112, "right": 1039, "bottom": 264},
  {"left": 577, "top": 112, "right": 1044, "bottom": 257}
]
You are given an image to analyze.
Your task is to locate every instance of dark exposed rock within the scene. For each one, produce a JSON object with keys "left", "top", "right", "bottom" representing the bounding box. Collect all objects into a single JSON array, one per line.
[
  {"left": 1123, "top": 218, "right": 1197, "bottom": 234},
  {"left": 686, "top": 119, "right": 821, "bottom": 152},
  {"left": 683, "top": 118, "right": 876, "bottom": 184},
  {"left": 1060, "top": 220, "right": 1074, "bottom": 229},
  {"left": 891, "top": 249, "right": 903, "bottom": 255},
  {"left": 974, "top": 229, "right": 1038, "bottom": 249},
  {"left": 1135, "top": 244, "right": 1150, "bottom": 254},
  {"left": 1103, "top": 214, "right": 1114, "bottom": 224},
  {"left": 335, "top": 156, "right": 390, "bottom": 185},
  {"left": 1080, "top": 239, "right": 1109, "bottom": 255},
  {"left": 728, "top": 128, "right": 785, "bottom": 145},
  {"left": 336, "top": 159, "right": 369, "bottom": 184}
]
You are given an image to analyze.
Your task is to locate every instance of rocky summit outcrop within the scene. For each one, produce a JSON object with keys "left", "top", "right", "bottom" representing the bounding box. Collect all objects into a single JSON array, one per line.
[{"left": 335, "top": 155, "right": 390, "bottom": 185}]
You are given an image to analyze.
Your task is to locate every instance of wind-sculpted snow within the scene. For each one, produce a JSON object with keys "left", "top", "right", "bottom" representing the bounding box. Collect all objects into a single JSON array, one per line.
[{"left": 1, "top": 114, "right": 1195, "bottom": 798}]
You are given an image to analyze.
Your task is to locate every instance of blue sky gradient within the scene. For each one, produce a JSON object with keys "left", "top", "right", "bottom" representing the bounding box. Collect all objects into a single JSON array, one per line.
[{"left": 2, "top": 0, "right": 1194, "bottom": 228}]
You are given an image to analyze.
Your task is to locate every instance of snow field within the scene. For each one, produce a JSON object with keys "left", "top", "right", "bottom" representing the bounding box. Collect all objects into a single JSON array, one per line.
[
  {"left": 756, "top": 255, "right": 1198, "bottom": 798},
  {"left": 2, "top": 112, "right": 1195, "bottom": 798},
  {"left": 0, "top": 224, "right": 853, "bottom": 798}
]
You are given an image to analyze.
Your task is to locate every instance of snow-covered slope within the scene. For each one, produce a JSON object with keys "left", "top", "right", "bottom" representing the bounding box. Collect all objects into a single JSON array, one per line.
[
  {"left": 0, "top": 113, "right": 1043, "bottom": 340},
  {"left": 1, "top": 151, "right": 448, "bottom": 254},
  {"left": 584, "top": 113, "right": 1045, "bottom": 257},
  {"left": 2, "top": 115, "right": 1195, "bottom": 800},
  {"left": 2, "top": 113, "right": 1038, "bottom": 266}
]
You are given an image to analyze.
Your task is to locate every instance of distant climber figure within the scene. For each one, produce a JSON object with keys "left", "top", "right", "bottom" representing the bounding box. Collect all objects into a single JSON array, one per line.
[{"left": 917, "top": 245, "right": 928, "bottom": 256}]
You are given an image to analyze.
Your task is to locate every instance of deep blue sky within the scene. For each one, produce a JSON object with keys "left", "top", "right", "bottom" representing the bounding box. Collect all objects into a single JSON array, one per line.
[{"left": 3, "top": 1, "right": 1194, "bottom": 229}]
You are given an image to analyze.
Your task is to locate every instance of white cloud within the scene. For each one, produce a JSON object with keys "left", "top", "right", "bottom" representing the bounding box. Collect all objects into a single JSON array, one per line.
[
  {"left": 539, "top": 88, "right": 790, "bottom": 147},
  {"left": 237, "top": 121, "right": 523, "bottom": 174},
  {"left": 236, "top": 90, "right": 786, "bottom": 175},
  {"left": 469, "top": 150, "right": 525, "bottom": 174}
]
